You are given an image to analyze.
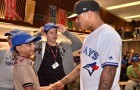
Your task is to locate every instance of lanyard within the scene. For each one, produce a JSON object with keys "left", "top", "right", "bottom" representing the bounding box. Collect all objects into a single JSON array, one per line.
[{"left": 48, "top": 44, "right": 58, "bottom": 62}]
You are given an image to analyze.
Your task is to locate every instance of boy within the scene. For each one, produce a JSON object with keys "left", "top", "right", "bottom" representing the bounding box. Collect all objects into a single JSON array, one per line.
[{"left": 11, "top": 31, "right": 52, "bottom": 90}]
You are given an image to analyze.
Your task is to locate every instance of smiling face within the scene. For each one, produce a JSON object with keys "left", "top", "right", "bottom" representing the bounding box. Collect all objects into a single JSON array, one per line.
[
  {"left": 16, "top": 42, "right": 35, "bottom": 58},
  {"left": 44, "top": 28, "right": 58, "bottom": 43}
]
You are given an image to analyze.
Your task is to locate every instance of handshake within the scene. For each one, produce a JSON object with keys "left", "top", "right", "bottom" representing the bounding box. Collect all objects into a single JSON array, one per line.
[{"left": 40, "top": 80, "right": 65, "bottom": 90}]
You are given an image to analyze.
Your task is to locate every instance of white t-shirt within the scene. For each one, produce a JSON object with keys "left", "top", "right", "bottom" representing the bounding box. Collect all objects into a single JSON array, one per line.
[
  {"left": 0, "top": 47, "right": 14, "bottom": 89},
  {"left": 80, "top": 24, "right": 122, "bottom": 90}
]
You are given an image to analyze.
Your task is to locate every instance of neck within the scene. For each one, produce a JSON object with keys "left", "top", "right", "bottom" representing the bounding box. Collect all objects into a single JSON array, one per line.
[
  {"left": 47, "top": 41, "right": 57, "bottom": 46},
  {"left": 91, "top": 20, "right": 104, "bottom": 30},
  {"left": 90, "top": 14, "right": 104, "bottom": 30},
  {"left": 19, "top": 54, "right": 30, "bottom": 59}
]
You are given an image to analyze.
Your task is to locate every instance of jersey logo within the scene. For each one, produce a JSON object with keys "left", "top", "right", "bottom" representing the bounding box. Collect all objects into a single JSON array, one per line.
[{"left": 83, "top": 62, "right": 99, "bottom": 76}]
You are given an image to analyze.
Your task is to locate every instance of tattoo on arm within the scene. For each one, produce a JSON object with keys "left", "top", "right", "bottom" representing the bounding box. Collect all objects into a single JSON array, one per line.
[{"left": 98, "top": 66, "right": 117, "bottom": 90}]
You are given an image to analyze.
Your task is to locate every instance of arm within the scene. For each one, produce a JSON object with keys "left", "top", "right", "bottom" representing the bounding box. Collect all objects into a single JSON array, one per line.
[
  {"left": 98, "top": 66, "right": 117, "bottom": 90},
  {"left": 63, "top": 30, "right": 82, "bottom": 51},
  {"left": 52, "top": 64, "right": 81, "bottom": 89},
  {"left": 0, "top": 48, "right": 6, "bottom": 63},
  {"left": 57, "top": 24, "right": 82, "bottom": 52},
  {"left": 128, "top": 50, "right": 134, "bottom": 64},
  {"left": 25, "top": 86, "right": 34, "bottom": 90},
  {"left": 129, "top": 77, "right": 140, "bottom": 82},
  {"left": 33, "top": 26, "right": 44, "bottom": 37},
  {"left": 61, "top": 64, "right": 80, "bottom": 84}
]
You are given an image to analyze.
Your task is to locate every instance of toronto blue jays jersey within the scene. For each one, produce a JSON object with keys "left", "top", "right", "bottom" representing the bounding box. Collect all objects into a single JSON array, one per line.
[{"left": 80, "top": 24, "right": 122, "bottom": 90}]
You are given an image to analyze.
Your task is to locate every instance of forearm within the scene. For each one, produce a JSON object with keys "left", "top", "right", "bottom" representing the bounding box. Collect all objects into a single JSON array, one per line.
[
  {"left": 98, "top": 66, "right": 117, "bottom": 90},
  {"left": 134, "top": 69, "right": 140, "bottom": 77},
  {"left": 128, "top": 53, "right": 133, "bottom": 64},
  {"left": 63, "top": 30, "right": 82, "bottom": 51},
  {"left": 61, "top": 64, "right": 81, "bottom": 85},
  {"left": 25, "top": 86, "right": 33, "bottom": 90},
  {"left": 129, "top": 78, "right": 140, "bottom": 82}
]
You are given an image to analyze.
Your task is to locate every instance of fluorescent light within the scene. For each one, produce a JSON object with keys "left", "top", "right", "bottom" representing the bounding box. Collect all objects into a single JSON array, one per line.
[
  {"left": 106, "top": 1, "right": 140, "bottom": 10},
  {"left": 124, "top": 15, "right": 140, "bottom": 19}
]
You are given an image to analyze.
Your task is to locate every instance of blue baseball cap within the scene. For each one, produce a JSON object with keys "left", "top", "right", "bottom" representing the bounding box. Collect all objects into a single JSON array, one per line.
[
  {"left": 43, "top": 23, "right": 58, "bottom": 32},
  {"left": 121, "top": 59, "right": 127, "bottom": 65},
  {"left": 5, "top": 29, "right": 20, "bottom": 36},
  {"left": 11, "top": 31, "right": 41, "bottom": 51},
  {"left": 132, "top": 56, "right": 139, "bottom": 62}
]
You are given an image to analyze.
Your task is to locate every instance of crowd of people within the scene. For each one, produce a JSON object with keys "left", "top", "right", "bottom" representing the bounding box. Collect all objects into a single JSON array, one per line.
[{"left": 121, "top": 50, "right": 140, "bottom": 90}]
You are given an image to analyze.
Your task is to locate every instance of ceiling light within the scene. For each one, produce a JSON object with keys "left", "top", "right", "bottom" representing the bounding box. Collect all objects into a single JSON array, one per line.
[
  {"left": 124, "top": 15, "right": 140, "bottom": 19},
  {"left": 106, "top": 1, "right": 140, "bottom": 10}
]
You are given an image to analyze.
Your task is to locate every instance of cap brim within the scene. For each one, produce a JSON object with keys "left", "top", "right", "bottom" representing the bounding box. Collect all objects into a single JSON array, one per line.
[
  {"left": 10, "top": 36, "right": 41, "bottom": 51},
  {"left": 51, "top": 26, "right": 59, "bottom": 29},
  {"left": 44, "top": 26, "right": 59, "bottom": 31},
  {"left": 25, "top": 36, "right": 42, "bottom": 43},
  {"left": 5, "top": 33, "right": 12, "bottom": 36},
  {"left": 67, "top": 13, "right": 78, "bottom": 20}
]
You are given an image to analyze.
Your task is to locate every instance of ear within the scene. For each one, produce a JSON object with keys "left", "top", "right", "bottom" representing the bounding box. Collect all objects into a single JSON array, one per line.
[
  {"left": 87, "top": 11, "right": 92, "bottom": 18},
  {"left": 15, "top": 46, "right": 21, "bottom": 52}
]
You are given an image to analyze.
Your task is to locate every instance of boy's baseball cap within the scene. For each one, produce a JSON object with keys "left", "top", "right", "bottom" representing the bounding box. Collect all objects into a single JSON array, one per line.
[
  {"left": 67, "top": 0, "right": 100, "bottom": 19},
  {"left": 44, "top": 23, "right": 58, "bottom": 32},
  {"left": 5, "top": 29, "right": 20, "bottom": 36},
  {"left": 11, "top": 31, "right": 41, "bottom": 51},
  {"left": 132, "top": 56, "right": 139, "bottom": 62}
]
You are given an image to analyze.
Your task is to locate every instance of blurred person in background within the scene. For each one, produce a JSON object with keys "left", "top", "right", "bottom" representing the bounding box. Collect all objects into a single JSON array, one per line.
[
  {"left": 125, "top": 55, "right": 140, "bottom": 90},
  {"left": 0, "top": 30, "right": 20, "bottom": 90}
]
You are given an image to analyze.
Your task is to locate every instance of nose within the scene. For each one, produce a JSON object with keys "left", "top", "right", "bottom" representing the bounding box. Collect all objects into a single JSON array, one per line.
[
  {"left": 31, "top": 43, "right": 35, "bottom": 50},
  {"left": 75, "top": 18, "right": 78, "bottom": 24}
]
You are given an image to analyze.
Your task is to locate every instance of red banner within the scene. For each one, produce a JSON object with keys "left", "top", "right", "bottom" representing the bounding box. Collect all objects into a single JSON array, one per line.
[
  {"left": 5, "top": 0, "right": 16, "bottom": 20},
  {"left": 59, "top": 9, "right": 66, "bottom": 25}
]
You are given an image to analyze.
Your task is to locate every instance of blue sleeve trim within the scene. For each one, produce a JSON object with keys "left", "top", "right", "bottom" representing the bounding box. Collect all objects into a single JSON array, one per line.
[{"left": 101, "top": 62, "right": 118, "bottom": 68}]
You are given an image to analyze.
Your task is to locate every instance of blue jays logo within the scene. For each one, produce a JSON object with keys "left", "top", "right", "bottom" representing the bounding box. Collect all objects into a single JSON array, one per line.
[{"left": 83, "top": 62, "right": 99, "bottom": 76}]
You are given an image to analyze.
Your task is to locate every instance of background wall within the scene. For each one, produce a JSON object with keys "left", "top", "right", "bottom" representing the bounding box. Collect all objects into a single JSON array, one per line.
[{"left": 122, "top": 40, "right": 140, "bottom": 54}]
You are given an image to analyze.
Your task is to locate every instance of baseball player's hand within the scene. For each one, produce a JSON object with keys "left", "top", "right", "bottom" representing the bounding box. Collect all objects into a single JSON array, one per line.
[
  {"left": 56, "top": 24, "right": 66, "bottom": 33},
  {"left": 51, "top": 81, "right": 65, "bottom": 90}
]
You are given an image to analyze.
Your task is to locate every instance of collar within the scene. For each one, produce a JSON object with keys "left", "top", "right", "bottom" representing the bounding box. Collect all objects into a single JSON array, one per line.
[{"left": 14, "top": 56, "right": 32, "bottom": 65}]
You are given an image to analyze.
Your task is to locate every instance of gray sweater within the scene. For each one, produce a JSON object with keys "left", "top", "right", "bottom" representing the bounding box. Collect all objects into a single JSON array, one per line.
[{"left": 33, "top": 30, "right": 82, "bottom": 75}]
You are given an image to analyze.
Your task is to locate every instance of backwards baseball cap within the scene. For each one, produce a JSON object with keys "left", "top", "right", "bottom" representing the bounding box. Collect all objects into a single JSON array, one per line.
[
  {"left": 67, "top": 0, "right": 100, "bottom": 19},
  {"left": 43, "top": 23, "right": 58, "bottom": 32},
  {"left": 5, "top": 29, "right": 20, "bottom": 36},
  {"left": 11, "top": 31, "right": 41, "bottom": 51}
]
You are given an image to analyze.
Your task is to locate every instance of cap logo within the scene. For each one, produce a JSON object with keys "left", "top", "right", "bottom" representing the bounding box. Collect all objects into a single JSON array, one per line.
[{"left": 83, "top": 8, "right": 87, "bottom": 11}]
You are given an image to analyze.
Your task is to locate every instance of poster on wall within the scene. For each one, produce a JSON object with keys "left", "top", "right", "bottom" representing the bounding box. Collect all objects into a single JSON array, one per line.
[
  {"left": 24, "top": 0, "right": 36, "bottom": 24},
  {"left": 49, "top": 5, "right": 56, "bottom": 23},
  {"left": 59, "top": 9, "right": 66, "bottom": 25},
  {"left": 5, "top": 0, "right": 16, "bottom": 20},
  {"left": 50, "top": 17, "right": 56, "bottom": 24},
  {"left": 67, "top": 12, "right": 73, "bottom": 29}
]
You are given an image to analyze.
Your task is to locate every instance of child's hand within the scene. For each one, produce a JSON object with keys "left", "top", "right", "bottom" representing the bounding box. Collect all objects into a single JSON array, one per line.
[{"left": 40, "top": 86, "right": 54, "bottom": 90}]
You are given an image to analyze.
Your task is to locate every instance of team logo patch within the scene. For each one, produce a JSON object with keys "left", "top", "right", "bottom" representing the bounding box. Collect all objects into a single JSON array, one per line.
[{"left": 83, "top": 62, "right": 99, "bottom": 76}]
